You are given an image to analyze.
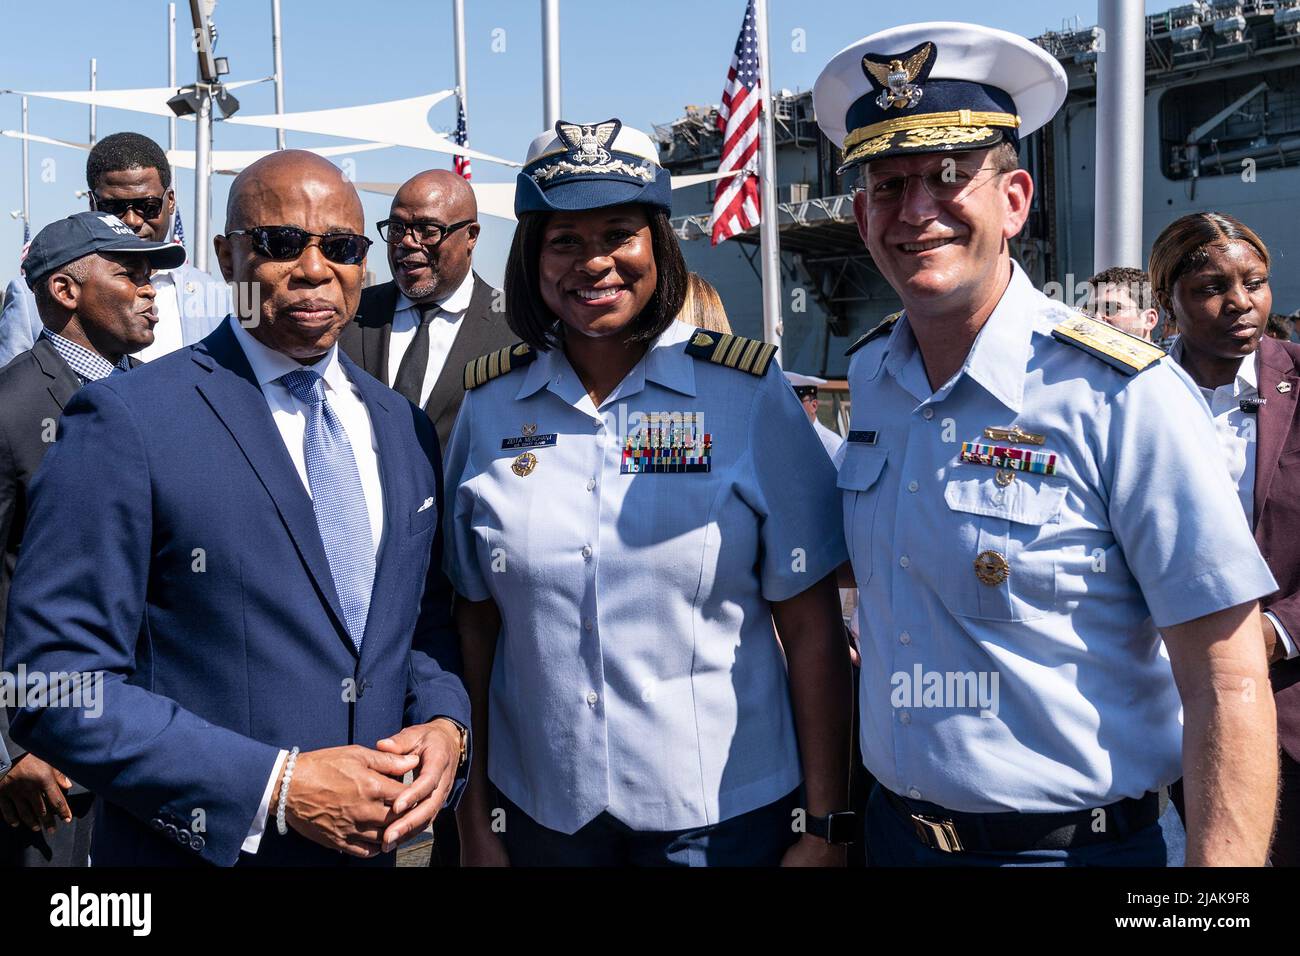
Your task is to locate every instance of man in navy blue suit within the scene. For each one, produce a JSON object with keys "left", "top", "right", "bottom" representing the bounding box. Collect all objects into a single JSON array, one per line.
[{"left": 3, "top": 151, "right": 470, "bottom": 866}]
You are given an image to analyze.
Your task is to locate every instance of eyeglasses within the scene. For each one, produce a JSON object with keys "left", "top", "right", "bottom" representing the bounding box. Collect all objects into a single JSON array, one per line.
[
  {"left": 376, "top": 218, "right": 474, "bottom": 246},
  {"left": 91, "top": 192, "right": 166, "bottom": 221},
  {"left": 851, "top": 163, "right": 1007, "bottom": 208},
  {"left": 225, "top": 226, "right": 372, "bottom": 265}
]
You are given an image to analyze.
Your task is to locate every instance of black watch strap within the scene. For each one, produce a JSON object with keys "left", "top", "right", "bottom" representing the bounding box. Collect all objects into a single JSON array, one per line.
[{"left": 805, "top": 810, "right": 857, "bottom": 845}]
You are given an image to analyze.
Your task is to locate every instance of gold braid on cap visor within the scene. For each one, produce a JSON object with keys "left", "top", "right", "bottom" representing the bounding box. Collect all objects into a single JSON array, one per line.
[{"left": 842, "top": 109, "right": 1021, "bottom": 161}]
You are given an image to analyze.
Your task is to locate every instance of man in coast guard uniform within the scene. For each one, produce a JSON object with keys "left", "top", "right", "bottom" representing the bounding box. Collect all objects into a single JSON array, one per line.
[{"left": 814, "top": 22, "right": 1279, "bottom": 865}]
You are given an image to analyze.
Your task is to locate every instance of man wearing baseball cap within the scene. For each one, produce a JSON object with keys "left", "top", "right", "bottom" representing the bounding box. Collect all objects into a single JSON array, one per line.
[
  {"left": 817, "top": 22, "right": 1278, "bottom": 866},
  {"left": 0, "top": 210, "right": 183, "bottom": 867}
]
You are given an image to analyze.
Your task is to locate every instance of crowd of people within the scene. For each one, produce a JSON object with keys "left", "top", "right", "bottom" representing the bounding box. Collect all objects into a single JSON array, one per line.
[{"left": 0, "top": 19, "right": 1293, "bottom": 869}]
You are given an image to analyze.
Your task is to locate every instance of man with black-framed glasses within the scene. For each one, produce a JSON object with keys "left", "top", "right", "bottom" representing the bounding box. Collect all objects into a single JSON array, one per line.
[
  {"left": 0, "top": 132, "right": 228, "bottom": 369},
  {"left": 340, "top": 169, "right": 514, "bottom": 454}
]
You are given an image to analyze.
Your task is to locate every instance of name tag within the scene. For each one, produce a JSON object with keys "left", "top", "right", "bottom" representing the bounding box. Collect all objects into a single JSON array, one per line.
[
  {"left": 847, "top": 430, "right": 878, "bottom": 445},
  {"left": 959, "top": 442, "right": 1058, "bottom": 475},
  {"left": 622, "top": 411, "right": 711, "bottom": 474},
  {"left": 501, "top": 434, "right": 558, "bottom": 450}
]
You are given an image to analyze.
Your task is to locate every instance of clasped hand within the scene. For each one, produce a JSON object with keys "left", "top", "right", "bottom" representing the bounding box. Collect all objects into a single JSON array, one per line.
[{"left": 275, "top": 719, "right": 462, "bottom": 858}]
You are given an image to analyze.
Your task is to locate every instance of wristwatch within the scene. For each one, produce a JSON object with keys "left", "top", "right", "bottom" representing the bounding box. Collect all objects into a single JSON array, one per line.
[
  {"left": 805, "top": 810, "right": 857, "bottom": 845},
  {"left": 444, "top": 719, "right": 469, "bottom": 768}
]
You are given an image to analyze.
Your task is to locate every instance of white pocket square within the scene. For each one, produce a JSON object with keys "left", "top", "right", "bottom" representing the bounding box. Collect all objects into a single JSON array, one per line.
[{"left": 417, "top": 496, "right": 435, "bottom": 513}]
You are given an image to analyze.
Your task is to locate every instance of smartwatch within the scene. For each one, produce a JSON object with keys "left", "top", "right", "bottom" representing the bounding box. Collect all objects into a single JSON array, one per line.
[{"left": 805, "top": 810, "right": 857, "bottom": 845}]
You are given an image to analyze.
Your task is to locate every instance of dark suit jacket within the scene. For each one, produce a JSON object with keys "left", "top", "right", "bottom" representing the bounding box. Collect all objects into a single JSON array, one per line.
[
  {"left": 3, "top": 319, "right": 470, "bottom": 866},
  {"left": 1253, "top": 336, "right": 1300, "bottom": 761},
  {"left": 339, "top": 272, "right": 514, "bottom": 450},
  {"left": 0, "top": 338, "right": 82, "bottom": 765}
]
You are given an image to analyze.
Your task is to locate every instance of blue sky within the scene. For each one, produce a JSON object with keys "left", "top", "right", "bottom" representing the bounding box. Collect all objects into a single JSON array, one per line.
[{"left": 0, "top": 0, "right": 1170, "bottom": 286}]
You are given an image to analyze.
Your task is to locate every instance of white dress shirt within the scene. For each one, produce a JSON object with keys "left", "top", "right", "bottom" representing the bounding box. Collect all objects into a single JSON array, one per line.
[
  {"left": 1170, "top": 337, "right": 1297, "bottom": 659},
  {"left": 228, "top": 315, "right": 386, "bottom": 852},
  {"left": 136, "top": 269, "right": 185, "bottom": 363},
  {"left": 386, "top": 268, "right": 475, "bottom": 407}
]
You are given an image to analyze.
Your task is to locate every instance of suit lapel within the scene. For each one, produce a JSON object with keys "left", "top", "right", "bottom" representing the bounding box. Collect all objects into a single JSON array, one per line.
[
  {"left": 1255, "top": 338, "right": 1298, "bottom": 529},
  {"left": 191, "top": 320, "right": 355, "bottom": 654},
  {"left": 31, "top": 338, "right": 82, "bottom": 411},
  {"left": 424, "top": 275, "right": 499, "bottom": 421},
  {"left": 340, "top": 350, "right": 404, "bottom": 659},
  {"left": 357, "top": 283, "right": 399, "bottom": 385}
]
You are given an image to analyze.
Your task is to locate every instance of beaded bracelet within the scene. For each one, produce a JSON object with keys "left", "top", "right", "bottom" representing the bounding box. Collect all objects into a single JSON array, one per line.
[{"left": 275, "top": 747, "right": 300, "bottom": 837}]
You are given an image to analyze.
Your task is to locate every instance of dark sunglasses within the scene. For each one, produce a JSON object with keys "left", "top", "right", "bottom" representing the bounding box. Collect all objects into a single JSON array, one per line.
[
  {"left": 91, "top": 192, "right": 166, "bottom": 221},
  {"left": 225, "top": 226, "right": 372, "bottom": 265},
  {"left": 376, "top": 218, "right": 473, "bottom": 246}
]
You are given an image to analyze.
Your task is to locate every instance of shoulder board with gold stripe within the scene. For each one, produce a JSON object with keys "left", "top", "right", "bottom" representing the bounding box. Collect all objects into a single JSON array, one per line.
[
  {"left": 845, "top": 311, "right": 902, "bottom": 356},
  {"left": 463, "top": 342, "right": 538, "bottom": 390},
  {"left": 684, "top": 329, "right": 778, "bottom": 377},
  {"left": 1050, "top": 313, "right": 1165, "bottom": 376}
]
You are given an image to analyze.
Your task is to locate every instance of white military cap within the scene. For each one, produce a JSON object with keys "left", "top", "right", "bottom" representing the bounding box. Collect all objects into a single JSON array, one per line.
[{"left": 812, "top": 21, "right": 1068, "bottom": 171}]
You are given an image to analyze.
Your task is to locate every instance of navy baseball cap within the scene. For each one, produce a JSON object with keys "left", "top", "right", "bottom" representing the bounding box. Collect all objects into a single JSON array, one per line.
[
  {"left": 515, "top": 119, "right": 671, "bottom": 216},
  {"left": 23, "top": 211, "right": 187, "bottom": 290}
]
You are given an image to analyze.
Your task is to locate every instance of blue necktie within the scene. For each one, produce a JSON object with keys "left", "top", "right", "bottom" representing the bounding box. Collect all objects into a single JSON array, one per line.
[{"left": 279, "top": 368, "right": 375, "bottom": 651}]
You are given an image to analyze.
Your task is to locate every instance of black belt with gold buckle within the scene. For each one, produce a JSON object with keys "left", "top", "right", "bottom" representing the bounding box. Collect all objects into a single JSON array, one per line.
[{"left": 883, "top": 787, "right": 1160, "bottom": 854}]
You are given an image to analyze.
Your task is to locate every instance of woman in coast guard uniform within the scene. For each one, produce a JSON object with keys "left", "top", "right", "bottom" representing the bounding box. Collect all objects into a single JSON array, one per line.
[{"left": 445, "top": 119, "right": 854, "bottom": 866}]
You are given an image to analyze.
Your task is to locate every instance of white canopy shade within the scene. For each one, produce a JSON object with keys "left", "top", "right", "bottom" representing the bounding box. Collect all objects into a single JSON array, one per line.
[
  {"left": 357, "top": 169, "right": 739, "bottom": 222},
  {"left": 2, "top": 79, "right": 265, "bottom": 119},
  {"left": 167, "top": 142, "right": 391, "bottom": 174},
  {"left": 224, "top": 91, "right": 519, "bottom": 167}
]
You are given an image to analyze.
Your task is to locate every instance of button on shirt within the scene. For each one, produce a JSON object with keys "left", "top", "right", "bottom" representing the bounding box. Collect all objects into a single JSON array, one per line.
[
  {"left": 1170, "top": 337, "right": 1298, "bottom": 659},
  {"left": 228, "top": 315, "right": 385, "bottom": 852},
  {"left": 386, "top": 268, "right": 475, "bottom": 408},
  {"left": 841, "top": 262, "right": 1277, "bottom": 813},
  {"left": 443, "top": 319, "right": 847, "bottom": 834}
]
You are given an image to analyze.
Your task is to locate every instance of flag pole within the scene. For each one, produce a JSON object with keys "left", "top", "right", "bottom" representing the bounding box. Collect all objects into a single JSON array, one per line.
[
  {"left": 168, "top": 3, "right": 177, "bottom": 151},
  {"left": 753, "top": 0, "right": 782, "bottom": 356},
  {"left": 1093, "top": 0, "right": 1144, "bottom": 271},
  {"left": 21, "top": 95, "right": 30, "bottom": 231},
  {"left": 453, "top": 0, "right": 468, "bottom": 140},
  {"left": 89, "top": 58, "right": 97, "bottom": 146},
  {"left": 541, "top": 0, "right": 561, "bottom": 129},
  {"left": 271, "top": 0, "right": 286, "bottom": 150}
]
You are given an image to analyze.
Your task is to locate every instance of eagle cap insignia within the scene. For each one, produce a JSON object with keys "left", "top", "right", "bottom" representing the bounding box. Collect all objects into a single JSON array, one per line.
[
  {"left": 556, "top": 118, "right": 622, "bottom": 166},
  {"left": 862, "top": 41, "right": 935, "bottom": 111}
]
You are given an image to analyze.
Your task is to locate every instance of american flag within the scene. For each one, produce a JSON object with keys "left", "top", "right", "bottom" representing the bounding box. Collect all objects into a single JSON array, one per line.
[
  {"left": 454, "top": 95, "right": 472, "bottom": 181},
  {"left": 19, "top": 217, "right": 31, "bottom": 270},
  {"left": 173, "top": 206, "right": 185, "bottom": 248},
  {"left": 709, "top": 0, "right": 763, "bottom": 246}
]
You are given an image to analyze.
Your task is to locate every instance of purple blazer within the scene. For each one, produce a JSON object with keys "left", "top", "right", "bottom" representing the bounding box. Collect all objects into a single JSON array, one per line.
[{"left": 1253, "top": 336, "right": 1300, "bottom": 761}]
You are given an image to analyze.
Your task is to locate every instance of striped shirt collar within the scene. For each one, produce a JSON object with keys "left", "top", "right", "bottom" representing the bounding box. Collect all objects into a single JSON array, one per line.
[{"left": 40, "top": 329, "right": 129, "bottom": 383}]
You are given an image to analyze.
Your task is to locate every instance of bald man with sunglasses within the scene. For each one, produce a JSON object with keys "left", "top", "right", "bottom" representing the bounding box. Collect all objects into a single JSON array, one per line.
[{"left": 4, "top": 151, "right": 470, "bottom": 866}]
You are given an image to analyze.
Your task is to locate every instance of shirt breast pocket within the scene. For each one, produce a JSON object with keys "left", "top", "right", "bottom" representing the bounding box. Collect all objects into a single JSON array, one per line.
[
  {"left": 839, "top": 446, "right": 887, "bottom": 586},
  {"left": 940, "top": 472, "right": 1067, "bottom": 621}
]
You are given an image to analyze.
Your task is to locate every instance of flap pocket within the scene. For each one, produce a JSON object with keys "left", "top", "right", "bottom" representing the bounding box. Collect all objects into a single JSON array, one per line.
[
  {"left": 944, "top": 473, "right": 1066, "bottom": 526},
  {"left": 838, "top": 447, "right": 887, "bottom": 491}
]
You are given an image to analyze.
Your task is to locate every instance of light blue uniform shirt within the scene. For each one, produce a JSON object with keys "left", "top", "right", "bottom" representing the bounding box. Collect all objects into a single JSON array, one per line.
[
  {"left": 842, "top": 262, "right": 1277, "bottom": 814},
  {"left": 444, "top": 319, "right": 846, "bottom": 834}
]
